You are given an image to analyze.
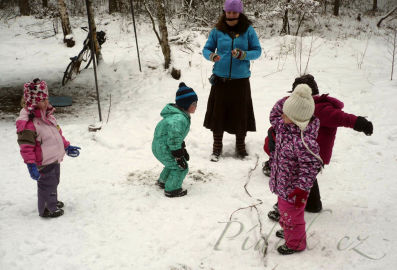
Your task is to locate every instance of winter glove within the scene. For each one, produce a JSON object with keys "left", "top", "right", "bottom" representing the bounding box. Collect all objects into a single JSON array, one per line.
[
  {"left": 171, "top": 148, "right": 188, "bottom": 170},
  {"left": 232, "top": 48, "right": 246, "bottom": 60},
  {"left": 268, "top": 127, "right": 276, "bottom": 153},
  {"left": 288, "top": 188, "right": 309, "bottom": 208},
  {"left": 210, "top": 53, "right": 220, "bottom": 62},
  {"left": 65, "top": 145, "right": 81, "bottom": 157},
  {"left": 181, "top": 141, "right": 190, "bottom": 161},
  {"left": 27, "top": 163, "right": 40, "bottom": 181},
  {"left": 353, "top": 116, "right": 373, "bottom": 136}
]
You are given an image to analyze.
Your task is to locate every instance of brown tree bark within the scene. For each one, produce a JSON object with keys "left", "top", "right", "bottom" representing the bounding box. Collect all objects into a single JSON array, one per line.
[
  {"left": 58, "top": 0, "right": 75, "bottom": 47},
  {"left": 19, "top": 0, "right": 30, "bottom": 16},
  {"left": 86, "top": 0, "right": 103, "bottom": 63},
  {"left": 372, "top": 0, "right": 378, "bottom": 11},
  {"left": 280, "top": 0, "right": 290, "bottom": 35},
  {"left": 156, "top": 0, "right": 171, "bottom": 69},
  {"left": 333, "top": 0, "right": 340, "bottom": 16}
]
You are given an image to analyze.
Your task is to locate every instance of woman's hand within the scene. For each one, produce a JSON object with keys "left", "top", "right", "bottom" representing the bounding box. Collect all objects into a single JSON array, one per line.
[
  {"left": 210, "top": 53, "right": 221, "bottom": 62},
  {"left": 231, "top": 48, "right": 246, "bottom": 60}
]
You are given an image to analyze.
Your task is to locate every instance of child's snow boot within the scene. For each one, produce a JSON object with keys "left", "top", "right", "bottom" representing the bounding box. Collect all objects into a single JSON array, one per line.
[
  {"left": 156, "top": 180, "right": 165, "bottom": 189},
  {"left": 268, "top": 210, "right": 280, "bottom": 222},
  {"left": 165, "top": 188, "right": 187, "bottom": 198},
  {"left": 277, "top": 244, "right": 301, "bottom": 255},
  {"left": 56, "top": 201, "right": 64, "bottom": 208},
  {"left": 41, "top": 208, "right": 64, "bottom": 218},
  {"left": 262, "top": 161, "right": 271, "bottom": 177},
  {"left": 275, "top": 229, "right": 284, "bottom": 239}
]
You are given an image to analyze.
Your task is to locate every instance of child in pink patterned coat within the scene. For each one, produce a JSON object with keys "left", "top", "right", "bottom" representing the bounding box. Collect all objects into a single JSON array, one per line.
[
  {"left": 268, "top": 84, "right": 323, "bottom": 255},
  {"left": 16, "top": 79, "right": 81, "bottom": 218}
]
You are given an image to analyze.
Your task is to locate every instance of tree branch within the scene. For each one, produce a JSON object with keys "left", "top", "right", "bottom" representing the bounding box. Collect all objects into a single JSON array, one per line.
[
  {"left": 143, "top": 0, "right": 161, "bottom": 44},
  {"left": 377, "top": 6, "right": 397, "bottom": 27}
]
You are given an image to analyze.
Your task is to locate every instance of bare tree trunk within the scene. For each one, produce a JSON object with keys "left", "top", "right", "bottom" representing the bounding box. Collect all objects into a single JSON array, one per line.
[
  {"left": 295, "top": 13, "right": 306, "bottom": 36},
  {"left": 333, "top": 0, "right": 340, "bottom": 16},
  {"left": 58, "top": 0, "right": 75, "bottom": 47},
  {"left": 109, "top": 0, "right": 121, "bottom": 14},
  {"left": 390, "top": 28, "right": 397, "bottom": 80},
  {"left": 372, "top": 0, "right": 378, "bottom": 11},
  {"left": 86, "top": 0, "right": 103, "bottom": 62},
  {"left": 19, "top": 0, "right": 30, "bottom": 16},
  {"left": 43, "top": 0, "right": 48, "bottom": 8},
  {"left": 156, "top": 0, "right": 171, "bottom": 69},
  {"left": 280, "top": 0, "right": 290, "bottom": 35}
]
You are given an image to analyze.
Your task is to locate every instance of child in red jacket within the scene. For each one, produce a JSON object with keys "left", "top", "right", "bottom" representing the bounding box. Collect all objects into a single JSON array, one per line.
[{"left": 265, "top": 74, "right": 373, "bottom": 221}]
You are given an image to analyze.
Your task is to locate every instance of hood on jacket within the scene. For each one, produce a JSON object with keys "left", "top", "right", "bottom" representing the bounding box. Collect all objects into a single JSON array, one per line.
[
  {"left": 160, "top": 103, "right": 190, "bottom": 119},
  {"left": 314, "top": 94, "right": 344, "bottom": 110}
]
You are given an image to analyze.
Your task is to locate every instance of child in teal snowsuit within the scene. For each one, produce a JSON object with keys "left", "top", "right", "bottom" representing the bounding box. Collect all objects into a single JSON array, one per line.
[{"left": 152, "top": 82, "right": 198, "bottom": 197}]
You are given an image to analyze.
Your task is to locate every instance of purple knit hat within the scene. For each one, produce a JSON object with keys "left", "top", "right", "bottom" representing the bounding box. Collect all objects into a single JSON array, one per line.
[{"left": 224, "top": 0, "right": 243, "bottom": 13}]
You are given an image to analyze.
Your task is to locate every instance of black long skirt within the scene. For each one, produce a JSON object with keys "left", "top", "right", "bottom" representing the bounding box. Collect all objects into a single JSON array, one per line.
[{"left": 203, "top": 78, "right": 256, "bottom": 135}]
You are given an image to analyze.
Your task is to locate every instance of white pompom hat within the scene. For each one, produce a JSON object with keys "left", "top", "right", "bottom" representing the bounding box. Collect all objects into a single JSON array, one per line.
[{"left": 282, "top": 84, "right": 315, "bottom": 130}]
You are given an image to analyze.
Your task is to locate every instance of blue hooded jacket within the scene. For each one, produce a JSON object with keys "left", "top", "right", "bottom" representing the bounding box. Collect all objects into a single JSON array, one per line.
[{"left": 203, "top": 25, "right": 261, "bottom": 79}]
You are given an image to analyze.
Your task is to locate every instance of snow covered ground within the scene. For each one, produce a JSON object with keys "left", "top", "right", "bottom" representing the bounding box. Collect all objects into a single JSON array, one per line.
[{"left": 1, "top": 14, "right": 396, "bottom": 270}]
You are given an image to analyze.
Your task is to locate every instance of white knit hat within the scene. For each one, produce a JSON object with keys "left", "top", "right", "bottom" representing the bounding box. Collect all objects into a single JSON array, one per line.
[{"left": 282, "top": 84, "right": 315, "bottom": 130}]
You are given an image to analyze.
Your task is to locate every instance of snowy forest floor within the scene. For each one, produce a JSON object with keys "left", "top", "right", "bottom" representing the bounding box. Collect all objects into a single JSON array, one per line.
[{"left": 1, "top": 12, "right": 397, "bottom": 270}]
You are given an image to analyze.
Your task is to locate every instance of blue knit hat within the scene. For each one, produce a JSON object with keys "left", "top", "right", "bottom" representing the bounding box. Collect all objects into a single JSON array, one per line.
[{"left": 175, "top": 82, "right": 198, "bottom": 110}]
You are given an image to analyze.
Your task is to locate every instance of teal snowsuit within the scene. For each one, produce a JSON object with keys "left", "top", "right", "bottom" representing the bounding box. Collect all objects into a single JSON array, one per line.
[{"left": 152, "top": 104, "right": 191, "bottom": 192}]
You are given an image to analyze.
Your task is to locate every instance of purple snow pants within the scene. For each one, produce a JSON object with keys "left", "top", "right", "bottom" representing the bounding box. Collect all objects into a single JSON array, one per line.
[
  {"left": 278, "top": 197, "right": 307, "bottom": 251},
  {"left": 37, "top": 163, "right": 60, "bottom": 216}
]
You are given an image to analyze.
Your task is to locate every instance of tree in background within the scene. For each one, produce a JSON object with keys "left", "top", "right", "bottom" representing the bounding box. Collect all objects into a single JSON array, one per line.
[
  {"left": 280, "top": 0, "right": 291, "bottom": 35},
  {"left": 279, "top": 0, "right": 320, "bottom": 36},
  {"left": 109, "top": 0, "right": 122, "bottom": 14},
  {"left": 86, "top": 0, "right": 103, "bottom": 63},
  {"left": 58, "top": 0, "right": 75, "bottom": 47},
  {"left": 18, "top": 0, "right": 30, "bottom": 15},
  {"left": 333, "top": 0, "right": 340, "bottom": 16},
  {"left": 144, "top": 0, "right": 171, "bottom": 69},
  {"left": 372, "top": 0, "right": 378, "bottom": 12}
]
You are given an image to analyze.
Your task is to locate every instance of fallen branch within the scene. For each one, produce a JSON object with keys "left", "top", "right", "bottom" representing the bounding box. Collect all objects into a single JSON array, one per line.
[
  {"left": 377, "top": 6, "right": 397, "bottom": 27},
  {"left": 228, "top": 154, "right": 269, "bottom": 257}
]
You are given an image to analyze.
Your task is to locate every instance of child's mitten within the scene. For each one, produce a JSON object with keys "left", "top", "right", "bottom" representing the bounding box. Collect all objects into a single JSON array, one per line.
[
  {"left": 65, "top": 145, "right": 81, "bottom": 157},
  {"left": 181, "top": 141, "right": 189, "bottom": 161},
  {"left": 353, "top": 116, "right": 373, "bottom": 136},
  {"left": 171, "top": 149, "right": 188, "bottom": 170},
  {"left": 27, "top": 163, "right": 40, "bottom": 181},
  {"left": 288, "top": 188, "right": 309, "bottom": 208}
]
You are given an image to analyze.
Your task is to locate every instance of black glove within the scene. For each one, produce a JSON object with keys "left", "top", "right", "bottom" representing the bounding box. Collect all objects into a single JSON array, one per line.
[
  {"left": 181, "top": 141, "right": 189, "bottom": 161},
  {"left": 171, "top": 148, "right": 188, "bottom": 170},
  {"left": 353, "top": 116, "right": 373, "bottom": 136},
  {"left": 267, "top": 127, "right": 276, "bottom": 153}
]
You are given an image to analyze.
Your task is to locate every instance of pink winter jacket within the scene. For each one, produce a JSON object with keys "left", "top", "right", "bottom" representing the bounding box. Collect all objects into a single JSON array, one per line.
[
  {"left": 16, "top": 107, "right": 70, "bottom": 166},
  {"left": 268, "top": 98, "right": 322, "bottom": 204}
]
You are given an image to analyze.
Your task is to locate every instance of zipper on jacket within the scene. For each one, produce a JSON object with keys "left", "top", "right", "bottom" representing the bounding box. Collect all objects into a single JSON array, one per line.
[{"left": 229, "top": 35, "right": 235, "bottom": 79}]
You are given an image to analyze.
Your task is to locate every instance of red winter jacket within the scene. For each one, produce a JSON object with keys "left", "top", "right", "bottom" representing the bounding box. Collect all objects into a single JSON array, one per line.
[
  {"left": 264, "top": 94, "right": 357, "bottom": 165},
  {"left": 313, "top": 94, "right": 357, "bottom": 164}
]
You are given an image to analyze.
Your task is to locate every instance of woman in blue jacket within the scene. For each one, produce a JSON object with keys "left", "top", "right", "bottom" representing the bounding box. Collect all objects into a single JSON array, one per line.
[{"left": 202, "top": 0, "right": 261, "bottom": 162}]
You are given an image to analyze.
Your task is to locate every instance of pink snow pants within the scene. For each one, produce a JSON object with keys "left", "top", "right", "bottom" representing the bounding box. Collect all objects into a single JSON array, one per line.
[{"left": 278, "top": 197, "right": 307, "bottom": 251}]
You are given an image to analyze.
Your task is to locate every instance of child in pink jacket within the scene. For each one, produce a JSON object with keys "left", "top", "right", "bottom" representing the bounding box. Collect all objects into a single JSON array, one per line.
[
  {"left": 16, "top": 79, "right": 81, "bottom": 218},
  {"left": 268, "top": 84, "right": 323, "bottom": 255}
]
